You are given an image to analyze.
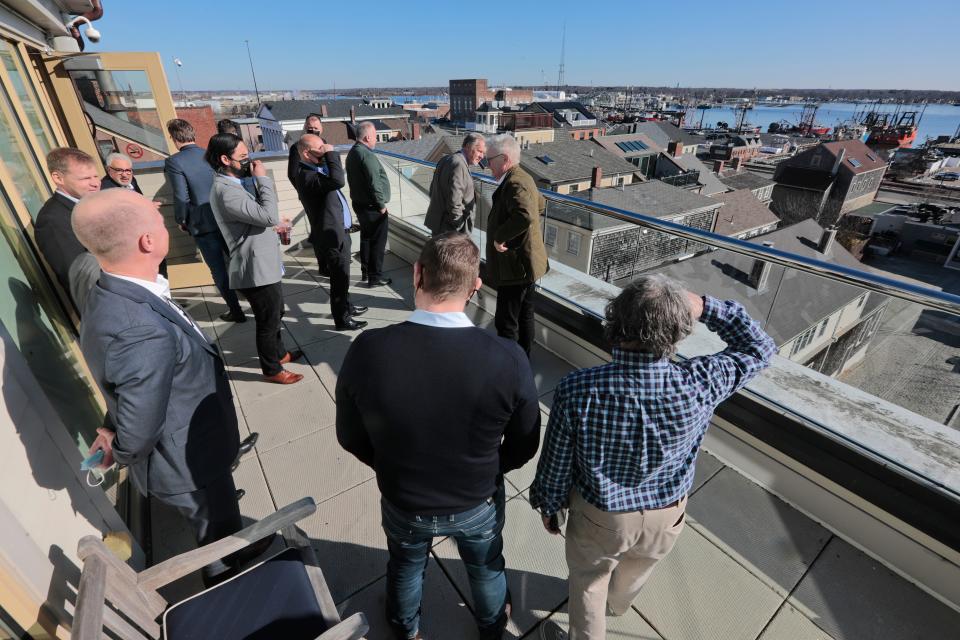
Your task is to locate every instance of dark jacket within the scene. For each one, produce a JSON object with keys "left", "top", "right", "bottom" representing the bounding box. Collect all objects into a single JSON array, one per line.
[
  {"left": 345, "top": 142, "right": 391, "bottom": 209},
  {"left": 100, "top": 175, "right": 143, "bottom": 194},
  {"left": 288, "top": 135, "right": 328, "bottom": 189},
  {"left": 34, "top": 192, "right": 86, "bottom": 294},
  {"left": 80, "top": 273, "right": 239, "bottom": 496},
  {"left": 485, "top": 166, "right": 550, "bottom": 287},
  {"left": 164, "top": 144, "right": 219, "bottom": 236},
  {"left": 336, "top": 320, "right": 540, "bottom": 515},
  {"left": 295, "top": 151, "right": 349, "bottom": 252}
]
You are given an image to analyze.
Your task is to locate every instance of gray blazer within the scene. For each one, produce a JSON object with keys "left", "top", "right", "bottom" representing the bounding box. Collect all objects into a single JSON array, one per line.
[
  {"left": 425, "top": 151, "right": 476, "bottom": 234},
  {"left": 209, "top": 173, "right": 282, "bottom": 289},
  {"left": 79, "top": 273, "right": 240, "bottom": 496}
]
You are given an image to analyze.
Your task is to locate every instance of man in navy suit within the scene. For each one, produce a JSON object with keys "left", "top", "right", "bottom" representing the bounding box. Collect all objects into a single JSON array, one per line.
[
  {"left": 164, "top": 118, "right": 245, "bottom": 323},
  {"left": 75, "top": 188, "right": 250, "bottom": 584}
]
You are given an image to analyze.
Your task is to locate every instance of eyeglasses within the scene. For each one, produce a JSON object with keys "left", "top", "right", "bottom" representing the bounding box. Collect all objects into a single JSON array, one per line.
[
  {"left": 109, "top": 167, "right": 133, "bottom": 174},
  {"left": 486, "top": 153, "right": 505, "bottom": 164}
]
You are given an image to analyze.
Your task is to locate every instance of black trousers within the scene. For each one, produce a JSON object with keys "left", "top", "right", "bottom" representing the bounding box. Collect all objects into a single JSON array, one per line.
[
  {"left": 239, "top": 282, "right": 287, "bottom": 376},
  {"left": 154, "top": 473, "right": 242, "bottom": 583},
  {"left": 325, "top": 232, "right": 352, "bottom": 325},
  {"left": 495, "top": 283, "right": 536, "bottom": 357},
  {"left": 356, "top": 206, "right": 389, "bottom": 282}
]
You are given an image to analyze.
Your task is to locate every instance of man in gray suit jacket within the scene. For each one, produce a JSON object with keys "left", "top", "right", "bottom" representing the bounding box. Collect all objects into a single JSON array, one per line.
[
  {"left": 206, "top": 133, "right": 304, "bottom": 385},
  {"left": 75, "top": 188, "right": 245, "bottom": 584},
  {"left": 425, "top": 133, "right": 486, "bottom": 235}
]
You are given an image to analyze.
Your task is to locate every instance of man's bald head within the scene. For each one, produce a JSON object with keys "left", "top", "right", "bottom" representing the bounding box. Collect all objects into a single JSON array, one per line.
[
  {"left": 297, "top": 133, "right": 325, "bottom": 163},
  {"left": 72, "top": 189, "right": 167, "bottom": 267}
]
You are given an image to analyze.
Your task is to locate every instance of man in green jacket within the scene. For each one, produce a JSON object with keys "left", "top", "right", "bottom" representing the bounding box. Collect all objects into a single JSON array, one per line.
[
  {"left": 485, "top": 134, "right": 549, "bottom": 356},
  {"left": 346, "top": 121, "right": 392, "bottom": 287}
]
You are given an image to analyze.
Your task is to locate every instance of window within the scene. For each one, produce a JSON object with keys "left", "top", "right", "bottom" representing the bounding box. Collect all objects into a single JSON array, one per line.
[
  {"left": 0, "top": 78, "right": 48, "bottom": 217},
  {"left": 567, "top": 231, "right": 581, "bottom": 255},
  {"left": 568, "top": 183, "right": 580, "bottom": 194},
  {"left": 616, "top": 176, "right": 625, "bottom": 187},
  {"left": 0, "top": 41, "right": 54, "bottom": 154},
  {"left": 816, "top": 317, "right": 830, "bottom": 338},
  {"left": 790, "top": 325, "right": 818, "bottom": 356},
  {"left": 544, "top": 223, "right": 558, "bottom": 247}
]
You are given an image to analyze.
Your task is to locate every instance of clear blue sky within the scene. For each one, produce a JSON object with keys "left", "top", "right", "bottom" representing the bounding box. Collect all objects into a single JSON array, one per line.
[{"left": 90, "top": 0, "right": 958, "bottom": 91}]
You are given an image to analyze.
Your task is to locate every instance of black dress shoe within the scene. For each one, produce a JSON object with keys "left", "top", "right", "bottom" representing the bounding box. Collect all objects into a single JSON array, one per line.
[
  {"left": 367, "top": 277, "right": 393, "bottom": 287},
  {"left": 335, "top": 318, "right": 368, "bottom": 331},
  {"left": 220, "top": 310, "right": 247, "bottom": 323},
  {"left": 349, "top": 304, "right": 368, "bottom": 316},
  {"left": 239, "top": 432, "right": 259, "bottom": 455}
]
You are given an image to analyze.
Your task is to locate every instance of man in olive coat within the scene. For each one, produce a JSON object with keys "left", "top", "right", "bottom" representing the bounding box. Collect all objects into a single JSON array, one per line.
[{"left": 484, "top": 134, "right": 549, "bottom": 356}]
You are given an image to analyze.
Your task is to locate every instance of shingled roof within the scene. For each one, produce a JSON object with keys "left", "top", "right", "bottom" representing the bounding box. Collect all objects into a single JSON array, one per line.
[
  {"left": 261, "top": 99, "right": 406, "bottom": 122},
  {"left": 656, "top": 219, "right": 879, "bottom": 344},
  {"left": 520, "top": 139, "right": 640, "bottom": 185},
  {"left": 710, "top": 188, "right": 780, "bottom": 237}
]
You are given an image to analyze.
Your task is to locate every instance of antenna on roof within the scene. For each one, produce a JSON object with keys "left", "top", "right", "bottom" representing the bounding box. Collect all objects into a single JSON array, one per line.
[{"left": 557, "top": 21, "right": 566, "bottom": 91}]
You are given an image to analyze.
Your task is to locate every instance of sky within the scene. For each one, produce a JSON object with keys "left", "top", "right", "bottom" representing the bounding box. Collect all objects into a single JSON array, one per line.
[{"left": 87, "top": 0, "right": 959, "bottom": 92}]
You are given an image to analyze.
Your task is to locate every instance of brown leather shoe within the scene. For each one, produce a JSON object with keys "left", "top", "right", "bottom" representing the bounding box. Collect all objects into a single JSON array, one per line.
[
  {"left": 263, "top": 370, "right": 303, "bottom": 384},
  {"left": 279, "top": 350, "right": 304, "bottom": 365}
]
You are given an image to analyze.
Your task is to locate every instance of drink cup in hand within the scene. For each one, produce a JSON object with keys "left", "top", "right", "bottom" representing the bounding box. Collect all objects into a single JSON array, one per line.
[{"left": 278, "top": 222, "right": 292, "bottom": 245}]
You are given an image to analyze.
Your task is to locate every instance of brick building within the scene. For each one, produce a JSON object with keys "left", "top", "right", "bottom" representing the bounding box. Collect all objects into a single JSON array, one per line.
[{"left": 449, "top": 79, "right": 532, "bottom": 124}]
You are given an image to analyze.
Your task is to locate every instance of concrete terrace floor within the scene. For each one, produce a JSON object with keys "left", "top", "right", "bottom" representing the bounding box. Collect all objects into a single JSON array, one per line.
[{"left": 154, "top": 236, "right": 960, "bottom": 640}]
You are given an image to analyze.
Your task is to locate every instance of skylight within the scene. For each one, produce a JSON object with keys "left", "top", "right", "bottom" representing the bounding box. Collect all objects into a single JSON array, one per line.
[{"left": 848, "top": 158, "right": 862, "bottom": 168}]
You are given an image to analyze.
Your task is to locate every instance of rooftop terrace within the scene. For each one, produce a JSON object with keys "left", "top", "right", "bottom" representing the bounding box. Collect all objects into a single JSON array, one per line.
[{"left": 151, "top": 215, "right": 960, "bottom": 639}]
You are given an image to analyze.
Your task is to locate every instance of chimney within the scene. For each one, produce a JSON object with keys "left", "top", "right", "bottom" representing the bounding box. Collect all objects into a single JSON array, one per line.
[
  {"left": 731, "top": 156, "right": 744, "bottom": 172},
  {"left": 591, "top": 166, "right": 603, "bottom": 189},
  {"left": 818, "top": 227, "right": 837, "bottom": 254},
  {"left": 713, "top": 159, "right": 726, "bottom": 174},
  {"left": 320, "top": 104, "right": 328, "bottom": 117},
  {"left": 831, "top": 147, "right": 846, "bottom": 175},
  {"left": 667, "top": 141, "right": 683, "bottom": 157},
  {"left": 350, "top": 106, "right": 356, "bottom": 123},
  {"left": 749, "top": 241, "right": 774, "bottom": 292},
  {"left": 412, "top": 122, "right": 421, "bottom": 141}
]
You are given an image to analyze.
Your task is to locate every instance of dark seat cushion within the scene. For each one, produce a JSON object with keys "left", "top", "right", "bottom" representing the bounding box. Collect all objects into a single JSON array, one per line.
[{"left": 163, "top": 547, "right": 330, "bottom": 640}]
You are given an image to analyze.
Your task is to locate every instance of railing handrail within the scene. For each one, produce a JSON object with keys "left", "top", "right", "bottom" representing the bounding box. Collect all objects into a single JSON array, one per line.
[{"left": 375, "top": 148, "right": 960, "bottom": 316}]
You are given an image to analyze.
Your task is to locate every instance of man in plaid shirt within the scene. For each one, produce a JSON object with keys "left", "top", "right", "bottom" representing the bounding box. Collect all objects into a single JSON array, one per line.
[{"left": 530, "top": 274, "right": 775, "bottom": 640}]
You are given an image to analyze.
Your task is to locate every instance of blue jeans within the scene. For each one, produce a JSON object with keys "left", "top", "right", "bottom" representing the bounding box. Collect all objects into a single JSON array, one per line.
[
  {"left": 381, "top": 484, "right": 508, "bottom": 639},
  {"left": 194, "top": 230, "right": 242, "bottom": 314}
]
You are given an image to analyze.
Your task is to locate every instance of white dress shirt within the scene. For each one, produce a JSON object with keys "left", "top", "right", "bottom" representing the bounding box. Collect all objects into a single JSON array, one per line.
[
  {"left": 407, "top": 309, "right": 474, "bottom": 328},
  {"left": 107, "top": 272, "right": 208, "bottom": 339}
]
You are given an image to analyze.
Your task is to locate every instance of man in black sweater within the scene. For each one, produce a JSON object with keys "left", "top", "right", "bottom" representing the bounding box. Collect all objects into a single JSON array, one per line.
[{"left": 337, "top": 233, "right": 541, "bottom": 640}]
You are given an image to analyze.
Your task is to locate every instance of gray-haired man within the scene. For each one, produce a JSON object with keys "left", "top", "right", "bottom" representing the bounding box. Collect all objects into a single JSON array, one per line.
[
  {"left": 530, "top": 274, "right": 776, "bottom": 640},
  {"left": 425, "top": 133, "right": 485, "bottom": 235}
]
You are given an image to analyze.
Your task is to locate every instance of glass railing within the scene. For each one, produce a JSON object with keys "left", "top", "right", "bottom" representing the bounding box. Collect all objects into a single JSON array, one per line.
[{"left": 373, "top": 147, "right": 960, "bottom": 498}]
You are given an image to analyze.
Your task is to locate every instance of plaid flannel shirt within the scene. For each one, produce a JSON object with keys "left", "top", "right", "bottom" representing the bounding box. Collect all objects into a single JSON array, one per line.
[{"left": 529, "top": 296, "right": 776, "bottom": 515}]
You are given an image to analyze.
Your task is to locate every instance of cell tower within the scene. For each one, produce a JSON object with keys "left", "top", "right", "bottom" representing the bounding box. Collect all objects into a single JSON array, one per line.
[{"left": 557, "top": 22, "right": 566, "bottom": 90}]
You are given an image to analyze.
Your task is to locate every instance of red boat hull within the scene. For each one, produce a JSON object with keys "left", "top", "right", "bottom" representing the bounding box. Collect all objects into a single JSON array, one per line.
[{"left": 868, "top": 127, "right": 917, "bottom": 147}]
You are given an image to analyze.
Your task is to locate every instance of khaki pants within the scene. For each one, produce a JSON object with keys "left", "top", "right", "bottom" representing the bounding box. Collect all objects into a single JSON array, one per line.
[{"left": 565, "top": 491, "right": 687, "bottom": 640}]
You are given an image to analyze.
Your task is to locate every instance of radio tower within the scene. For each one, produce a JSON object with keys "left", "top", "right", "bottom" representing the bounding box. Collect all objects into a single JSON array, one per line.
[{"left": 557, "top": 22, "right": 566, "bottom": 91}]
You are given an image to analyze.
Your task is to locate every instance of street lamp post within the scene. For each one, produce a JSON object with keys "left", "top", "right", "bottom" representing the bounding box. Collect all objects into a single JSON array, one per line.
[
  {"left": 244, "top": 39, "right": 261, "bottom": 107},
  {"left": 173, "top": 57, "right": 185, "bottom": 106}
]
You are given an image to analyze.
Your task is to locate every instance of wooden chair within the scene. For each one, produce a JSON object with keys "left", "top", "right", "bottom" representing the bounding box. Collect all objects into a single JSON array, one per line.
[{"left": 72, "top": 497, "right": 367, "bottom": 640}]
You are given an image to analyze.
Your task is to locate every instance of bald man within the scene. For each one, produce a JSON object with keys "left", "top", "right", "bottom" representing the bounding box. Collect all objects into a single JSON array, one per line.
[
  {"left": 294, "top": 134, "right": 367, "bottom": 330},
  {"left": 75, "top": 189, "right": 246, "bottom": 585}
]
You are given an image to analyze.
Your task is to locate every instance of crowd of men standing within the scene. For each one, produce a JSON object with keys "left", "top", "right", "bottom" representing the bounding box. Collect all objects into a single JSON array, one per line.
[{"left": 31, "top": 118, "right": 775, "bottom": 639}]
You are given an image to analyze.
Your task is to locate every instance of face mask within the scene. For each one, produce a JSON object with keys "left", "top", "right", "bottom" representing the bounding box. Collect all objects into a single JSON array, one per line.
[{"left": 236, "top": 158, "right": 252, "bottom": 177}]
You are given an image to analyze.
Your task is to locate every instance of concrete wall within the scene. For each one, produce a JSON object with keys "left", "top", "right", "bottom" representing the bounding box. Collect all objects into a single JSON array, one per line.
[{"left": 0, "top": 325, "right": 136, "bottom": 637}]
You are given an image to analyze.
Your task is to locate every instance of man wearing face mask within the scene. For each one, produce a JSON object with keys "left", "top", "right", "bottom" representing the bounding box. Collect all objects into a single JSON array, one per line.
[
  {"left": 206, "top": 133, "right": 304, "bottom": 385},
  {"left": 295, "top": 133, "right": 368, "bottom": 331}
]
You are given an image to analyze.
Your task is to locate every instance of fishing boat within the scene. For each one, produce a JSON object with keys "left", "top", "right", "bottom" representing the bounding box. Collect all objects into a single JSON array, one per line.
[{"left": 865, "top": 111, "right": 918, "bottom": 147}]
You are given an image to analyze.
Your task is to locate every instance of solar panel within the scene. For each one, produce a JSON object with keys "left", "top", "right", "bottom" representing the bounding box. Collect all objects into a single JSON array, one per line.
[
  {"left": 539, "top": 155, "right": 555, "bottom": 165},
  {"left": 848, "top": 158, "right": 862, "bottom": 168}
]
